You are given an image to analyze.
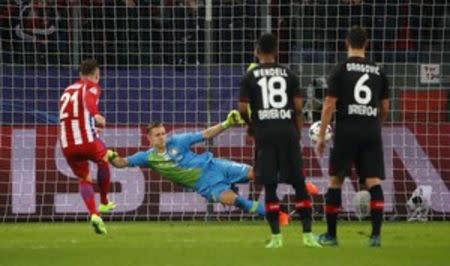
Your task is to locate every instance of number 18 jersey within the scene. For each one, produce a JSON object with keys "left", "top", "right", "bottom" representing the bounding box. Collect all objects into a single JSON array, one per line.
[
  {"left": 240, "top": 63, "right": 304, "bottom": 184},
  {"left": 239, "top": 63, "right": 303, "bottom": 129}
]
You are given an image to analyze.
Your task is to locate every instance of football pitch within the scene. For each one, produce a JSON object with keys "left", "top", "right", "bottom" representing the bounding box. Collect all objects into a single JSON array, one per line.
[{"left": 1, "top": 221, "right": 449, "bottom": 266}]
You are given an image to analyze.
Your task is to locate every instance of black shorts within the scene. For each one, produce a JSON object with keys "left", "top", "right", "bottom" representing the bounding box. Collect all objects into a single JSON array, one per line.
[
  {"left": 254, "top": 127, "right": 303, "bottom": 184},
  {"left": 329, "top": 125, "right": 385, "bottom": 182}
]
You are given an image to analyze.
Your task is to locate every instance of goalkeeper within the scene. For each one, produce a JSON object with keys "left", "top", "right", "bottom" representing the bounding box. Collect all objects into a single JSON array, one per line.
[{"left": 107, "top": 111, "right": 266, "bottom": 215}]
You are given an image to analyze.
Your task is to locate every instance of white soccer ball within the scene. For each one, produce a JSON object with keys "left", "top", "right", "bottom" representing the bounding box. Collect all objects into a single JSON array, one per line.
[
  {"left": 353, "top": 190, "right": 371, "bottom": 219},
  {"left": 308, "top": 121, "right": 332, "bottom": 142}
]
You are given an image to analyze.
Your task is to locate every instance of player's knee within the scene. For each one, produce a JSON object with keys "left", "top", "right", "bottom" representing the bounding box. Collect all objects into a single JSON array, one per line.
[
  {"left": 329, "top": 176, "right": 344, "bottom": 188},
  {"left": 247, "top": 168, "right": 255, "bottom": 181},
  {"left": 79, "top": 174, "right": 92, "bottom": 182},
  {"left": 365, "top": 177, "right": 381, "bottom": 189},
  {"left": 219, "top": 190, "right": 237, "bottom": 206}
]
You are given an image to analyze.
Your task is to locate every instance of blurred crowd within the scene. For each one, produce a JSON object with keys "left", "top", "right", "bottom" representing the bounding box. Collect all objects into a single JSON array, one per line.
[{"left": 0, "top": 0, "right": 448, "bottom": 66}]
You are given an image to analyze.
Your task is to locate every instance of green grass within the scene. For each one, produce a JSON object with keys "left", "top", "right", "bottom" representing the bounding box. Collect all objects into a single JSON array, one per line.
[{"left": 0, "top": 221, "right": 449, "bottom": 266}]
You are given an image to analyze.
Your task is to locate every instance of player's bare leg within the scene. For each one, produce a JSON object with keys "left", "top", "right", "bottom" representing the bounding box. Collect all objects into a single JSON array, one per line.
[
  {"left": 219, "top": 190, "right": 265, "bottom": 216},
  {"left": 317, "top": 176, "right": 344, "bottom": 246},
  {"left": 246, "top": 168, "right": 256, "bottom": 181},
  {"left": 366, "top": 177, "right": 383, "bottom": 247}
]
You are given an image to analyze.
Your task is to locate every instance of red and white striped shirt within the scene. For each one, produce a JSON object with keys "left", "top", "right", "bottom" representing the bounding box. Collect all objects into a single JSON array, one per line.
[{"left": 59, "top": 79, "right": 101, "bottom": 149}]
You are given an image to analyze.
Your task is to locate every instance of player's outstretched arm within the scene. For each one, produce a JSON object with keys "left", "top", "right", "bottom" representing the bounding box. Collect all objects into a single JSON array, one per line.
[
  {"left": 106, "top": 150, "right": 128, "bottom": 168},
  {"left": 202, "top": 110, "right": 244, "bottom": 139}
]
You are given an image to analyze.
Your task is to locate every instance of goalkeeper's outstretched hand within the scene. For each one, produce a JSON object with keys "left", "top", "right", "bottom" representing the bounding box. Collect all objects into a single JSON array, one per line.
[
  {"left": 222, "top": 110, "right": 245, "bottom": 129},
  {"left": 247, "top": 63, "right": 258, "bottom": 71},
  {"left": 106, "top": 149, "right": 118, "bottom": 162}
]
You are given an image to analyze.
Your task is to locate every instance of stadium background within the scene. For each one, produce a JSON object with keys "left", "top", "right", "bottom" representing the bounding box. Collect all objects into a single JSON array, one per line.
[{"left": 0, "top": 0, "right": 449, "bottom": 221}]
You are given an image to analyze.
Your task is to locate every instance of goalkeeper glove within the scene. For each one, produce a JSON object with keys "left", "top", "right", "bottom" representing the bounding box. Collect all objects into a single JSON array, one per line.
[
  {"left": 106, "top": 149, "right": 118, "bottom": 161},
  {"left": 221, "top": 110, "right": 244, "bottom": 129},
  {"left": 247, "top": 63, "right": 258, "bottom": 71}
]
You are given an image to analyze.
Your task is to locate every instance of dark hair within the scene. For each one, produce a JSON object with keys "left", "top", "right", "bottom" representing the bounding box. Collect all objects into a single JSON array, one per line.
[
  {"left": 79, "top": 59, "right": 99, "bottom": 76},
  {"left": 346, "top": 26, "right": 368, "bottom": 49},
  {"left": 146, "top": 122, "right": 163, "bottom": 134},
  {"left": 256, "top": 33, "right": 278, "bottom": 54}
]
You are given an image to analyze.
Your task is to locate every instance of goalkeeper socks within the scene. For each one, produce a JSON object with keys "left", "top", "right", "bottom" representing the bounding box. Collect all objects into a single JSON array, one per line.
[
  {"left": 369, "top": 185, "right": 384, "bottom": 237},
  {"left": 265, "top": 184, "right": 280, "bottom": 234},
  {"left": 234, "top": 196, "right": 265, "bottom": 216},
  {"left": 97, "top": 161, "right": 111, "bottom": 205},
  {"left": 325, "top": 188, "right": 341, "bottom": 238},
  {"left": 79, "top": 179, "right": 98, "bottom": 215},
  {"left": 292, "top": 181, "right": 313, "bottom": 233}
]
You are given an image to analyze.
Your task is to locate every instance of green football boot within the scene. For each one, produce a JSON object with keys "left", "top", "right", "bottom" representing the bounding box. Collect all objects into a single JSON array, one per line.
[
  {"left": 90, "top": 214, "right": 107, "bottom": 235},
  {"left": 99, "top": 201, "right": 116, "bottom": 213},
  {"left": 265, "top": 234, "right": 283, "bottom": 249},
  {"left": 303, "top": 232, "right": 322, "bottom": 248}
]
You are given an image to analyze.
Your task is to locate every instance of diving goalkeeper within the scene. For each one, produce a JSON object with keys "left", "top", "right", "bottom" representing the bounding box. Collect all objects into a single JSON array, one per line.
[{"left": 107, "top": 111, "right": 266, "bottom": 215}]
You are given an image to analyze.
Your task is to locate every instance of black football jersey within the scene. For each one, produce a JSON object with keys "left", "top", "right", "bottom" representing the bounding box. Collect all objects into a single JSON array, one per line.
[
  {"left": 239, "top": 63, "right": 303, "bottom": 128},
  {"left": 327, "top": 57, "right": 389, "bottom": 124}
]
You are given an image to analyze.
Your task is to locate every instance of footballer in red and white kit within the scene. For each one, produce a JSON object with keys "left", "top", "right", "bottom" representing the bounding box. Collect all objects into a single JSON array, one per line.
[
  {"left": 59, "top": 78, "right": 106, "bottom": 174},
  {"left": 58, "top": 59, "right": 115, "bottom": 235}
]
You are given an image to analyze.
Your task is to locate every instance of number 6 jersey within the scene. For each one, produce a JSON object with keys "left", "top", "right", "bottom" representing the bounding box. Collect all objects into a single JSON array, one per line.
[{"left": 327, "top": 57, "right": 389, "bottom": 125}]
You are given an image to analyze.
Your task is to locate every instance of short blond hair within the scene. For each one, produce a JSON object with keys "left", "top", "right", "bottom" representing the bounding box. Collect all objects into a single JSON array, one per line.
[{"left": 146, "top": 122, "right": 163, "bottom": 135}]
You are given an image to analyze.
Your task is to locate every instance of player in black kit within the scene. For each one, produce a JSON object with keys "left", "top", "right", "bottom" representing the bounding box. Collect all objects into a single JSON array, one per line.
[
  {"left": 315, "top": 26, "right": 390, "bottom": 247},
  {"left": 239, "top": 33, "right": 322, "bottom": 248}
]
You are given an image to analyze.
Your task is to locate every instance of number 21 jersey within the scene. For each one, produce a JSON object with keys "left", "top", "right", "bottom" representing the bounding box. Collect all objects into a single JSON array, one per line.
[{"left": 59, "top": 80, "right": 101, "bottom": 149}]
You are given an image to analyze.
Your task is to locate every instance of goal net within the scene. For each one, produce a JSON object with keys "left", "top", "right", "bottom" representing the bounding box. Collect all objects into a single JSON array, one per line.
[{"left": 0, "top": 0, "right": 449, "bottom": 221}]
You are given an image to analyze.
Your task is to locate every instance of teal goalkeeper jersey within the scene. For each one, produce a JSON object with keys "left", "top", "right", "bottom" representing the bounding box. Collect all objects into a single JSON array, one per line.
[{"left": 126, "top": 132, "right": 212, "bottom": 188}]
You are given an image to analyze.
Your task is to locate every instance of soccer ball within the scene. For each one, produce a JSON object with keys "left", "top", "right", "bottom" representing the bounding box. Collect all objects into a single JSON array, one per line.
[
  {"left": 353, "top": 190, "right": 371, "bottom": 219},
  {"left": 407, "top": 185, "right": 432, "bottom": 222},
  {"left": 308, "top": 121, "right": 332, "bottom": 142}
]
